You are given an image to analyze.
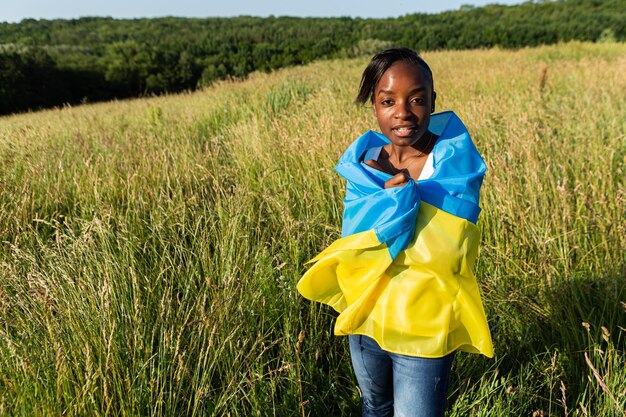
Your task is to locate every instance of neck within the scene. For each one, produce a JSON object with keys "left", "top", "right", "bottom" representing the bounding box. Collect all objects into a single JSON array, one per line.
[
  {"left": 388, "top": 146, "right": 419, "bottom": 164},
  {"left": 388, "top": 131, "right": 434, "bottom": 164}
]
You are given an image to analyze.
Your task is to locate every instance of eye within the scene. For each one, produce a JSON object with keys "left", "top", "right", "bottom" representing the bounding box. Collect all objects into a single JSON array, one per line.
[
  {"left": 411, "top": 97, "right": 426, "bottom": 105},
  {"left": 380, "top": 99, "right": 394, "bottom": 106}
]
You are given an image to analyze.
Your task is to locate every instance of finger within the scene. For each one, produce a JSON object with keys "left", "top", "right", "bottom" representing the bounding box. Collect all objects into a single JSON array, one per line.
[
  {"left": 385, "top": 174, "right": 409, "bottom": 188},
  {"left": 391, "top": 173, "right": 407, "bottom": 184}
]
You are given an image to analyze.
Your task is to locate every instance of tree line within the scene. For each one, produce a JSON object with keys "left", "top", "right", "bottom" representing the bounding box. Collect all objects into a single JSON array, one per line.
[{"left": 0, "top": 0, "right": 623, "bottom": 115}]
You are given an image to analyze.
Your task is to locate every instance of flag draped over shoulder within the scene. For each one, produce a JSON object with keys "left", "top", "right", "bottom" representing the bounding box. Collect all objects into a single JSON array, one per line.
[{"left": 297, "top": 111, "right": 494, "bottom": 358}]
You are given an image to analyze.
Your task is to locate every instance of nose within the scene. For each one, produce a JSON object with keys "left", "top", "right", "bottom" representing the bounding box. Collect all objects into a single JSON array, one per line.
[{"left": 394, "top": 100, "right": 411, "bottom": 119}]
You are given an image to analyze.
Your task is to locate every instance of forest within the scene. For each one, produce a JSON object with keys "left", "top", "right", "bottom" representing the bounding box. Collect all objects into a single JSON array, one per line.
[{"left": 0, "top": 0, "right": 624, "bottom": 115}]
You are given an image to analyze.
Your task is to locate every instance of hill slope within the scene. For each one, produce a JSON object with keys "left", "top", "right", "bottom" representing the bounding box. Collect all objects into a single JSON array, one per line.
[
  {"left": 0, "top": 42, "right": 625, "bottom": 416},
  {"left": 1, "top": 0, "right": 624, "bottom": 114}
]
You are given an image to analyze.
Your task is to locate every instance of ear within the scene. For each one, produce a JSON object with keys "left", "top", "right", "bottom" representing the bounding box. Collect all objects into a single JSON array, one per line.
[
  {"left": 372, "top": 103, "right": 377, "bottom": 118},
  {"left": 431, "top": 91, "right": 437, "bottom": 113}
]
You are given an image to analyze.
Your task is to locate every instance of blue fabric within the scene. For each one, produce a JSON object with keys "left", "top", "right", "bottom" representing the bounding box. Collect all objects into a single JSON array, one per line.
[
  {"left": 349, "top": 335, "right": 453, "bottom": 417},
  {"left": 334, "top": 111, "right": 486, "bottom": 260}
]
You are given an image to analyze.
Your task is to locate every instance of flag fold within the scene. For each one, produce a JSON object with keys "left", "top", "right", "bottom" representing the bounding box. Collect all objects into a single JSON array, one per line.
[{"left": 297, "top": 111, "right": 493, "bottom": 358}]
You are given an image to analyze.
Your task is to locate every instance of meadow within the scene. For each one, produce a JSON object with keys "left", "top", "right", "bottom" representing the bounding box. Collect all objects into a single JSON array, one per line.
[{"left": 0, "top": 42, "right": 624, "bottom": 416}]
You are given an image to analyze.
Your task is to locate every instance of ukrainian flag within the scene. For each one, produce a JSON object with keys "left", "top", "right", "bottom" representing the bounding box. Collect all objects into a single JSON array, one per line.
[{"left": 297, "top": 111, "right": 494, "bottom": 358}]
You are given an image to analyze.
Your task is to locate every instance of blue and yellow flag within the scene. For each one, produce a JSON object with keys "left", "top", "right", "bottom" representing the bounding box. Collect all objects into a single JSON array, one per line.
[{"left": 297, "top": 111, "right": 494, "bottom": 358}]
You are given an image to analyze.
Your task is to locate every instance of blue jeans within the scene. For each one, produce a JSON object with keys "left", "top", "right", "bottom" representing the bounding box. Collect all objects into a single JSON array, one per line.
[{"left": 349, "top": 335, "right": 454, "bottom": 417}]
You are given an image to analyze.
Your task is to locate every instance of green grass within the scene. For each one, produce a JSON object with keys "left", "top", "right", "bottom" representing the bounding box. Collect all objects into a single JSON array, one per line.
[{"left": 0, "top": 42, "right": 624, "bottom": 416}]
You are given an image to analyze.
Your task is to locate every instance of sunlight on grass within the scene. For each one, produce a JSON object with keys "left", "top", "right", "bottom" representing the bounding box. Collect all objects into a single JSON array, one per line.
[{"left": 0, "top": 42, "right": 624, "bottom": 416}]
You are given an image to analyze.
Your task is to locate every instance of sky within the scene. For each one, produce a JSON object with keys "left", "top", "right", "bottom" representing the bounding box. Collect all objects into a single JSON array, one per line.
[{"left": 1, "top": 0, "right": 527, "bottom": 23}]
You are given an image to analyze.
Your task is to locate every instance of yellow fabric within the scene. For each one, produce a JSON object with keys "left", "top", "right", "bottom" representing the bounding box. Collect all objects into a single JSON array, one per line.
[{"left": 297, "top": 202, "right": 494, "bottom": 358}]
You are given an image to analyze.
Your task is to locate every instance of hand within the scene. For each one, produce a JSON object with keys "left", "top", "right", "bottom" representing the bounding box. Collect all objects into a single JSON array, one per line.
[{"left": 384, "top": 172, "right": 410, "bottom": 189}]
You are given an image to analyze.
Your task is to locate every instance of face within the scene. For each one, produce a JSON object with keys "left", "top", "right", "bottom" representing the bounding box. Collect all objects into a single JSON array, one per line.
[{"left": 372, "top": 61, "right": 436, "bottom": 147}]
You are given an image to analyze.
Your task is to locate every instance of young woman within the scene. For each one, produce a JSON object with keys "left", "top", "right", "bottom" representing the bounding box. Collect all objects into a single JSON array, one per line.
[{"left": 297, "top": 48, "right": 493, "bottom": 417}]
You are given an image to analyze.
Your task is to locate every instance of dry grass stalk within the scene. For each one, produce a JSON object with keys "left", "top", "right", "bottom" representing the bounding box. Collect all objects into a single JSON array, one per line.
[{"left": 583, "top": 352, "right": 623, "bottom": 415}]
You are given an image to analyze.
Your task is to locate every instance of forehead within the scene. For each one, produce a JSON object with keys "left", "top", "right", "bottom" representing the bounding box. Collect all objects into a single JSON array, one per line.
[{"left": 376, "top": 61, "right": 432, "bottom": 91}]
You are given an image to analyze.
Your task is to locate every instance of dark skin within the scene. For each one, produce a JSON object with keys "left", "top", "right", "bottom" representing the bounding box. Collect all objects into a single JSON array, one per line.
[{"left": 364, "top": 61, "right": 438, "bottom": 188}]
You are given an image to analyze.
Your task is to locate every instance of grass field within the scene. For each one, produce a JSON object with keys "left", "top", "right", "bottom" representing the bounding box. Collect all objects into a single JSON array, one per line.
[{"left": 0, "top": 42, "right": 624, "bottom": 416}]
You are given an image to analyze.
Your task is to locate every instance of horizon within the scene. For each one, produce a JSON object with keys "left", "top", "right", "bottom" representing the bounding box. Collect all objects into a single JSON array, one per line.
[{"left": 1, "top": 0, "right": 527, "bottom": 24}]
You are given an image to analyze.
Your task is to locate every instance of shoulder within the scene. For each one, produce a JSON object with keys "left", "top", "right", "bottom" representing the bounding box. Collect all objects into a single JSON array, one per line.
[{"left": 364, "top": 158, "right": 385, "bottom": 171}]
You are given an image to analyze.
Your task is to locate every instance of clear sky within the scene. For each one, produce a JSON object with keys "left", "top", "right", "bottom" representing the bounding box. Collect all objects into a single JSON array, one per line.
[{"left": 1, "top": 0, "right": 527, "bottom": 23}]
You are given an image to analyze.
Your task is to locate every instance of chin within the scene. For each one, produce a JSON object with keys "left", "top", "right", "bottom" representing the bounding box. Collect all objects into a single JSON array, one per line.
[
  {"left": 392, "top": 138, "right": 413, "bottom": 145},
  {"left": 390, "top": 135, "right": 420, "bottom": 146}
]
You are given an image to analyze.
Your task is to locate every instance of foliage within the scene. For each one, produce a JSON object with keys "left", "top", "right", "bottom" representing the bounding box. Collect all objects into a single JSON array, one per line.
[
  {"left": 0, "top": 0, "right": 625, "bottom": 114},
  {"left": 0, "top": 42, "right": 624, "bottom": 416}
]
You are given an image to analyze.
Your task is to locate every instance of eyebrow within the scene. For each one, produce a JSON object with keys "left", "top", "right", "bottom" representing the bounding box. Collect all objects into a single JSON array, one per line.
[{"left": 376, "top": 86, "right": 427, "bottom": 95}]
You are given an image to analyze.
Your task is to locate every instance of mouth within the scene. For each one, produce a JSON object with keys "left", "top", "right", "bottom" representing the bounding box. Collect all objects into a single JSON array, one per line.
[{"left": 392, "top": 126, "right": 418, "bottom": 137}]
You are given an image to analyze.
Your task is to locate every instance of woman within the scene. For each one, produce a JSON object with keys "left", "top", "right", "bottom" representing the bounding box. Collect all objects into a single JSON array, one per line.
[{"left": 297, "top": 48, "right": 493, "bottom": 417}]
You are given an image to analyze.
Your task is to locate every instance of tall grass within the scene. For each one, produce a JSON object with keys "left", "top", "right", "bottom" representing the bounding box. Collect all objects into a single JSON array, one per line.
[{"left": 0, "top": 42, "right": 624, "bottom": 416}]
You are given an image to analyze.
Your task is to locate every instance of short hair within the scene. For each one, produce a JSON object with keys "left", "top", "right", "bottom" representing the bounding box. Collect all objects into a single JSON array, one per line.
[{"left": 355, "top": 48, "right": 434, "bottom": 105}]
